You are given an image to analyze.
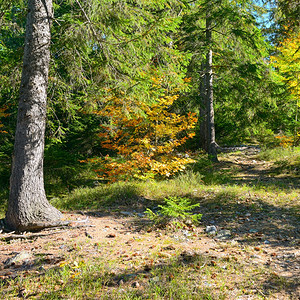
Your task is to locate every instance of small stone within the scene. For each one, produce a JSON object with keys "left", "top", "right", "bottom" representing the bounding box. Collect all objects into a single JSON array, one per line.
[
  {"left": 4, "top": 251, "right": 33, "bottom": 267},
  {"left": 251, "top": 254, "right": 261, "bottom": 259},
  {"left": 206, "top": 225, "right": 217, "bottom": 235},
  {"left": 216, "top": 229, "right": 231, "bottom": 240}
]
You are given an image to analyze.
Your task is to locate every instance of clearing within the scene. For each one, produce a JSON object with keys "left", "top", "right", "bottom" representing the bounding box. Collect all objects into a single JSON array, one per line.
[{"left": 0, "top": 148, "right": 299, "bottom": 299}]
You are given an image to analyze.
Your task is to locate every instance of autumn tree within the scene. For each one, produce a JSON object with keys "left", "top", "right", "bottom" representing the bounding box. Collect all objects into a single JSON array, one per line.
[
  {"left": 271, "top": 30, "right": 300, "bottom": 144},
  {"left": 85, "top": 78, "right": 197, "bottom": 182},
  {"left": 5, "top": 0, "right": 62, "bottom": 231}
]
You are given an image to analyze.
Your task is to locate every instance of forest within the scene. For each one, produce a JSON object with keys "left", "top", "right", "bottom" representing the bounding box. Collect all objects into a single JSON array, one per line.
[{"left": 0, "top": 0, "right": 299, "bottom": 299}]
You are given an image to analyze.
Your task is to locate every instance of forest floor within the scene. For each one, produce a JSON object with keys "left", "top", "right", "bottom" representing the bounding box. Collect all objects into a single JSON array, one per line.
[{"left": 0, "top": 148, "right": 299, "bottom": 299}]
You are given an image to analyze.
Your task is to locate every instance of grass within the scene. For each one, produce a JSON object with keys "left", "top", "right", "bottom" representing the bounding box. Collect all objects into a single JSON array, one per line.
[
  {"left": 1, "top": 243, "right": 294, "bottom": 300},
  {"left": 258, "top": 146, "right": 300, "bottom": 176},
  {"left": 49, "top": 172, "right": 299, "bottom": 221}
]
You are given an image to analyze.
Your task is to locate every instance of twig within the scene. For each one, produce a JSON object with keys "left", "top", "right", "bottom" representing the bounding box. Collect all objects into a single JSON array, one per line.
[{"left": 0, "top": 230, "right": 68, "bottom": 241}]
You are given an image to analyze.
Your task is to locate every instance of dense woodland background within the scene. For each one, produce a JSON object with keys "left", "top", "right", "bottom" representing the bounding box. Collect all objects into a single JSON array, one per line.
[{"left": 0, "top": 0, "right": 299, "bottom": 197}]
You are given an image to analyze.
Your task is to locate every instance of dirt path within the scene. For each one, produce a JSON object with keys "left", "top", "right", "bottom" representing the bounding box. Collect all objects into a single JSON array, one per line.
[
  {"left": 0, "top": 149, "right": 299, "bottom": 299},
  {"left": 219, "top": 147, "right": 300, "bottom": 189}
]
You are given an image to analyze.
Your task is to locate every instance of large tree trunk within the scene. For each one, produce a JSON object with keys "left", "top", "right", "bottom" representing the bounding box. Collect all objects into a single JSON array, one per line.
[
  {"left": 205, "top": 16, "right": 218, "bottom": 162},
  {"left": 5, "top": 0, "right": 62, "bottom": 231}
]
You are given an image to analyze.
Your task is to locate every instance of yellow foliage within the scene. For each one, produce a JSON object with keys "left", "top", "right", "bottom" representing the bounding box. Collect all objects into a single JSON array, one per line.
[
  {"left": 270, "top": 31, "right": 300, "bottom": 100},
  {"left": 275, "top": 135, "right": 295, "bottom": 148},
  {"left": 87, "top": 91, "right": 197, "bottom": 182}
]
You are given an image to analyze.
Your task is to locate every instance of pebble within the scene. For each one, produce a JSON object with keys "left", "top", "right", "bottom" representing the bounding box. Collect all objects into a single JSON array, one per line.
[
  {"left": 216, "top": 229, "right": 231, "bottom": 240},
  {"left": 4, "top": 251, "right": 33, "bottom": 267},
  {"left": 206, "top": 225, "right": 217, "bottom": 235}
]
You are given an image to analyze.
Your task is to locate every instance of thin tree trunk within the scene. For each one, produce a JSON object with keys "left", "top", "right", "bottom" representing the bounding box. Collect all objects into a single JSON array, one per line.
[
  {"left": 205, "top": 16, "right": 218, "bottom": 162},
  {"left": 198, "top": 64, "right": 208, "bottom": 151},
  {"left": 5, "top": 0, "right": 62, "bottom": 231}
]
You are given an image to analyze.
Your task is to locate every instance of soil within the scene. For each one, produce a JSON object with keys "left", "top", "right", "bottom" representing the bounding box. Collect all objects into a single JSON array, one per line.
[{"left": 0, "top": 148, "right": 299, "bottom": 299}]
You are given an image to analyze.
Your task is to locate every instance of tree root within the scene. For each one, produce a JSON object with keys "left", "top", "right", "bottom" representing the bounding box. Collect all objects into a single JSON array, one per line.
[{"left": 0, "top": 216, "right": 91, "bottom": 238}]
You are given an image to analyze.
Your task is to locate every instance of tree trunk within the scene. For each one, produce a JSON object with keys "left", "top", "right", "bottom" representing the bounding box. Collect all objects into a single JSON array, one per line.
[
  {"left": 5, "top": 0, "right": 62, "bottom": 231},
  {"left": 205, "top": 16, "right": 218, "bottom": 162},
  {"left": 198, "top": 64, "right": 208, "bottom": 151}
]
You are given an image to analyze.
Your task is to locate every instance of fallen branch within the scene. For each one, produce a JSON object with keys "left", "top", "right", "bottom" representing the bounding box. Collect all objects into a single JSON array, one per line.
[{"left": 0, "top": 229, "right": 68, "bottom": 241}]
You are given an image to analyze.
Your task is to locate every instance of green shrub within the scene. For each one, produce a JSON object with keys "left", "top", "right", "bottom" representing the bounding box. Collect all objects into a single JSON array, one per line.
[{"left": 145, "top": 196, "right": 202, "bottom": 229}]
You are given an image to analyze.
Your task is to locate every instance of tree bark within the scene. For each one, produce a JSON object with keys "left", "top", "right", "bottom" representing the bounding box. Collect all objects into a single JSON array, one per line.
[
  {"left": 205, "top": 16, "right": 218, "bottom": 162},
  {"left": 5, "top": 0, "right": 62, "bottom": 231}
]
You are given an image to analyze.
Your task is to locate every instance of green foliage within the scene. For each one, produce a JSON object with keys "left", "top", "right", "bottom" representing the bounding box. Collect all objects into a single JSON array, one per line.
[
  {"left": 145, "top": 196, "right": 202, "bottom": 228},
  {"left": 178, "top": 0, "right": 278, "bottom": 145}
]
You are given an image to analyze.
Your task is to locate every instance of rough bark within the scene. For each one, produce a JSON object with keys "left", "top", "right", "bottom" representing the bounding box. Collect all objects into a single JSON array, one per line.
[
  {"left": 205, "top": 16, "right": 218, "bottom": 162},
  {"left": 5, "top": 0, "right": 62, "bottom": 231}
]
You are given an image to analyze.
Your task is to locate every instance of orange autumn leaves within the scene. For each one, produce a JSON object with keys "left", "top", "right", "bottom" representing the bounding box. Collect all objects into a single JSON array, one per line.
[{"left": 87, "top": 93, "right": 197, "bottom": 182}]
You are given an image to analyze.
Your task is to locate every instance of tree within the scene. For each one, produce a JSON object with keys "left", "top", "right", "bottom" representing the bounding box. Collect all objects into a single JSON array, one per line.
[
  {"left": 85, "top": 83, "right": 197, "bottom": 182},
  {"left": 204, "top": 9, "right": 218, "bottom": 162},
  {"left": 179, "top": 0, "right": 273, "bottom": 147},
  {"left": 5, "top": 0, "right": 62, "bottom": 231},
  {"left": 271, "top": 30, "right": 300, "bottom": 143}
]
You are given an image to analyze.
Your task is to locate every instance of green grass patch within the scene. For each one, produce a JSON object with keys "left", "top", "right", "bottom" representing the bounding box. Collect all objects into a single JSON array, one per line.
[{"left": 259, "top": 147, "right": 300, "bottom": 175}]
